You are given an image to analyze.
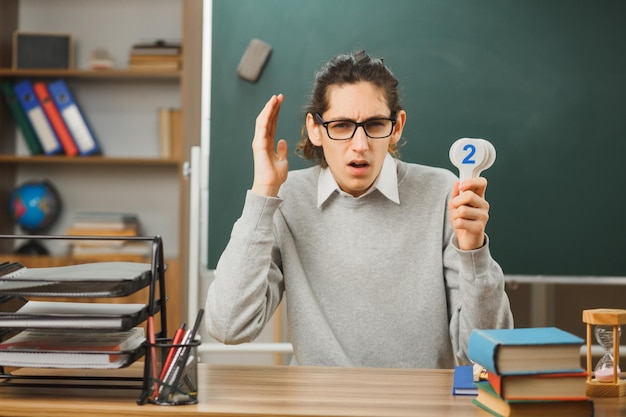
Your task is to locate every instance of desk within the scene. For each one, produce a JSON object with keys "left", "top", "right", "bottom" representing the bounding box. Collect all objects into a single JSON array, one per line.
[{"left": 0, "top": 364, "right": 625, "bottom": 417}]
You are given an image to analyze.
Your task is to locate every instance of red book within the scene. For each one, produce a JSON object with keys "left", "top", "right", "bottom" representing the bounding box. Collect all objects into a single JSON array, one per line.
[
  {"left": 487, "top": 370, "right": 588, "bottom": 400},
  {"left": 33, "top": 81, "right": 78, "bottom": 156}
]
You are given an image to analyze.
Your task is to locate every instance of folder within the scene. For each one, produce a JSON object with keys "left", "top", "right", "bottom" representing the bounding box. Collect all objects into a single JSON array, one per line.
[
  {"left": 1, "top": 81, "right": 43, "bottom": 155},
  {"left": 33, "top": 81, "right": 78, "bottom": 157},
  {"left": 47, "top": 79, "right": 101, "bottom": 156},
  {"left": 13, "top": 79, "right": 63, "bottom": 155}
]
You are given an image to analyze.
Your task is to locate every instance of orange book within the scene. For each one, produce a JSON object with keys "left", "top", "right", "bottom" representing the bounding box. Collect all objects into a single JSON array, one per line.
[{"left": 33, "top": 81, "right": 78, "bottom": 156}]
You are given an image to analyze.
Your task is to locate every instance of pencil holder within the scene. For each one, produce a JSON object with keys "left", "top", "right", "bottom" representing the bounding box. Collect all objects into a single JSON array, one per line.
[{"left": 145, "top": 337, "right": 200, "bottom": 405}]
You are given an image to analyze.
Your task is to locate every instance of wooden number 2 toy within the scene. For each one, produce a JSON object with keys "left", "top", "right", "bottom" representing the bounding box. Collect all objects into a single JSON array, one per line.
[{"left": 449, "top": 138, "right": 496, "bottom": 182}]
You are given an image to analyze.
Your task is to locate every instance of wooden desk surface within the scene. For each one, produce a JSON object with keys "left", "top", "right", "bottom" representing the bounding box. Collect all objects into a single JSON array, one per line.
[{"left": 0, "top": 364, "right": 625, "bottom": 417}]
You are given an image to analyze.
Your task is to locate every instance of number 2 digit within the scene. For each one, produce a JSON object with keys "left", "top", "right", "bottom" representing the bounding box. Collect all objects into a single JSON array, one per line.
[{"left": 462, "top": 144, "right": 476, "bottom": 164}]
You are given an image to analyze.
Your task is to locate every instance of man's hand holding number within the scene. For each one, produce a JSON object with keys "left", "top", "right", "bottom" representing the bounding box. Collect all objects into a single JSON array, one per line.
[
  {"left": 251, "top": 94, "right": 289, "bottom": 197},
  {"left": 448, "top": 138, "right": 496, "bottom": 251}
]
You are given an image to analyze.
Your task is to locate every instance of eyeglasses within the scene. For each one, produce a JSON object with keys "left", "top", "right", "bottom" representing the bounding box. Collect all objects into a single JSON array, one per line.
[{"left": 314, "top": 112, "right": 397, "bottom": 141}]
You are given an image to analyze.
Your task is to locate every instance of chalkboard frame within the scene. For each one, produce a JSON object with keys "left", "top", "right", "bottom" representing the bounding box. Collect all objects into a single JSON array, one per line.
[
  {"left": 207, "top": 0, "right": 626, "bottom": 276},
  {"left": 12, "top": 31, "right": 74, "bottom": 70}
]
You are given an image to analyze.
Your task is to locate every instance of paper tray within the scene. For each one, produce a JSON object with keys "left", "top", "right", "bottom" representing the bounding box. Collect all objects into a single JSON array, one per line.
[
  {"left": 0, "top": 304, "right": 158, "bottom": 331},
  {"left": 0, "top": 344, "right": 146, "bottom": 370},
  {"left": 0, "top": 275, "right": 151, "bottom": 297}
]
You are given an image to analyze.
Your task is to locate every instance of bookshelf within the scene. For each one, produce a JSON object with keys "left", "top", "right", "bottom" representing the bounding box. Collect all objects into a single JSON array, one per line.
[{"left": 0, "top": 0, "right": 203, "bottom": 335}]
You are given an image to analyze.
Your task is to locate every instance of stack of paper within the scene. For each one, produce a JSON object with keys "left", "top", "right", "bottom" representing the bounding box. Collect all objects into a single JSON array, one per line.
[
  {"left": 128, "top": 40, "right": 181, "bottom": 71},
  {"left": 0, "top": 327, "right": 145, "bottom": 369},
  {"left": 66, "top": 212, "right": 150, "bottom": 260}
]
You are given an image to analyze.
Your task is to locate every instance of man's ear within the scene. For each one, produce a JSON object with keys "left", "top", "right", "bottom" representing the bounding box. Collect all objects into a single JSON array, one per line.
[
  {"left": 306, "top": 113, "right": 323, "bottom": 146},
  {"left": 389, "top": 110, "right": 407, "bottom": 145}
]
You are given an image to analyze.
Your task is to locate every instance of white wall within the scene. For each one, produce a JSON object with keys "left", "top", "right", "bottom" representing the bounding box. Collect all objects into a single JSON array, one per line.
[{"left": 15, "top": 0, "right": 182, "bottom": 257}]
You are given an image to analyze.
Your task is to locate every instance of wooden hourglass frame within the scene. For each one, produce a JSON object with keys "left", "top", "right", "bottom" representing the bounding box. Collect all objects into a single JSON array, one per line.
[{"left": 583, "top": 308, "right": 626, "bottom": 397}]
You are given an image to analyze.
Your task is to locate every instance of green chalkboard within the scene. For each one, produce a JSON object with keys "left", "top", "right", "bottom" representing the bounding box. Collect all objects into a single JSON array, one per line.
[{"left": 209, "top": 0, "right": 626, "bottom": 275}]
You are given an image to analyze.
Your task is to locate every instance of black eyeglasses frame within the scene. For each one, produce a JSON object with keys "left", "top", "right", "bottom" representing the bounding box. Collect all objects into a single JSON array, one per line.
[{"left": 313, "top": 112, "right": 397, "bottom": 141}]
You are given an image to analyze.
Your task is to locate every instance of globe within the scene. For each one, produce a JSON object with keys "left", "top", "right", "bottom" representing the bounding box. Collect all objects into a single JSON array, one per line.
[{"left": 9, "top": 180, "right": 62, "bottom": 233}]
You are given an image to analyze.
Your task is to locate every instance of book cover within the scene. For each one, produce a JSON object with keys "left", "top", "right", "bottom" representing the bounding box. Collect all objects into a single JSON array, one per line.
[
  {"left": 473, "top": 380, "right": 593, "bottom": 417},
  {"left": 468, "top": 327, "right": 584, "bottom": 375},
  {"left": 33, "top": 81, "right": 78, "bottom": 156},
  {"left": 128, "top": 60, "right": 180, "bottom": 71},
  {"left": 487, "top": 370, "right": 588, "bottom": 400},
  {"left": 65, "top": 226, "right": 138, "bottom": 237},
  {"left": 13, "top": 79, "right": 63, "bottom": 155},
  {"left": 130, "top": 40, "right": 181, "bottom": 56},
  {"left": 1, "top": 81, "right": 43, "bottom": 155},
  {"left": 71, "top": 241, "right": 149, "bottom": 255},
  {"left": 452, "top": 365, "right": 478, "bottom": 396},
  {"left": 158, "top": 107, "right": 172, "bottom": 158},
  {"left": 170, "top": 108, "right": 182, "bottom": 160},
  {"left": 47, "top": 79, "right": 101, "bottom": 156},
  {"left": 70, "top": 211, "right": 139, "bottom": 230}
]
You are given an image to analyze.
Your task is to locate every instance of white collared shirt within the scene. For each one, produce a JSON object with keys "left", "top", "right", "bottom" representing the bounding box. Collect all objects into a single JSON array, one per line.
[{"left": 317, "top": 153, "right": 400, "bottom": 207}]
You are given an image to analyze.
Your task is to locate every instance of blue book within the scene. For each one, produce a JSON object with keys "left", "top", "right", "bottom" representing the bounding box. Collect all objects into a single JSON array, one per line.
[
  {"left": 47, "top": 79, "right": 101, "bottom": 156},
  {"left": 468, "top": 327, "right": 584, "bottom": 375},
  {"left": 452, "top": 365, "right": 478, "bottom": 396},
  {"left": 13, "top": 80, "right": 63, "bottom": 155}
]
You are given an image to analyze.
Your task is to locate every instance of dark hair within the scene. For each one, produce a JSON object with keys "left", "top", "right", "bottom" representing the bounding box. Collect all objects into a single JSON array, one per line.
[{"left": 296, "top": 50, "right": 403, "bottom": 167}]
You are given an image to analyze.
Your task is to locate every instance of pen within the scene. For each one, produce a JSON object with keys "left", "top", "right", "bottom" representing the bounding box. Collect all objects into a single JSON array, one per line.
[
  {"left": 157, "top": 322, "right": 186, "bottom": 384},
  {"left": 158, "top": 309, "right": 204, "bottom": 402},
  {"left": 181, "top": 354, "right": 198, "bottom": 395}
]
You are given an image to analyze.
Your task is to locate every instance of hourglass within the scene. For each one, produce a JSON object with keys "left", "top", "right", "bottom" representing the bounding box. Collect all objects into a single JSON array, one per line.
[
  {"left": 583, "top": 308, "right": 626, "bottom": 397},
  {"left": 595, "top": 325, "right": 621, "bottom": 382}
]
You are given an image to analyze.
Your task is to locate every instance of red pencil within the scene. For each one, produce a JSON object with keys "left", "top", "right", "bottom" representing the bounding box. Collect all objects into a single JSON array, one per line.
[
  {"left": 159, "top": 323, "right": 186, "bottom": 382},
  {"left": 147, "top": 316, "right": 159, "bottom": 398}
]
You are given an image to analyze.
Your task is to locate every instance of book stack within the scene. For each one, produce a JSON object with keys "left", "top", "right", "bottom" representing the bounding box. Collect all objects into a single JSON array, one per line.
[
  {"left": 467, "top": 327, "right": 594, "bottom": 417},
  {"left": 128, "top": 40, "right": 181, "bottom": 71},
  {"left": 1, "top": 79, "right": 101, "bottom": 156},
  {"left": 67, "top": 212, "right": 150, "bottom": 260}
]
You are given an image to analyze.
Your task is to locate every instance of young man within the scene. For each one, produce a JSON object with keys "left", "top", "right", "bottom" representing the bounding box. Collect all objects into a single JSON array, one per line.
[{"left": 206, "top": 51, "right": 513, "bottom": 368}]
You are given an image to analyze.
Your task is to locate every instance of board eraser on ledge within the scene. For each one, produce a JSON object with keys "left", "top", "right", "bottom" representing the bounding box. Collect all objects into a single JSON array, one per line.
[{"left": 237, "top": 38, "right": 272, "bottom": 82}]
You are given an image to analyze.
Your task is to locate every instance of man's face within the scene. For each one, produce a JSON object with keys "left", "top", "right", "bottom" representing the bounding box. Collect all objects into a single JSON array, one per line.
[{"left": 307, "top": 81, "right": 404, "bottom": 197}]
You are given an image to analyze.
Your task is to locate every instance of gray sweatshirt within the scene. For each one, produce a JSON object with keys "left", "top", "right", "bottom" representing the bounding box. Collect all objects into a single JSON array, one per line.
[{"left": 206, "top": 159, "right": 513, "bottom": 368}]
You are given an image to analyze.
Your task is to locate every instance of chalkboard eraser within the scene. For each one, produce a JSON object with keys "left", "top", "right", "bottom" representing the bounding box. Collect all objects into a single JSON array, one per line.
[{"left": 237, "top": 38, "right": 272, "bottom": 83}]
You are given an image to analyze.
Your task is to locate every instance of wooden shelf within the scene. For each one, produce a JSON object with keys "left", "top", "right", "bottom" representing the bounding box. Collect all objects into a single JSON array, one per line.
[
  {"left": 0, "top": 155, "right": 181, "bottom": 166},
  {"left": 0, "top": 0, "right": 204, "bottom": 346},
  {"left": 0, "top": 68, "right": 181, "bottom": 79}
]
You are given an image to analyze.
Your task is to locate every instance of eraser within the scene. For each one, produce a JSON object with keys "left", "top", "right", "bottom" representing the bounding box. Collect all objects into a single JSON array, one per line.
[{"left": 237, "top": 38, "right": 272, "bottom": 82}]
